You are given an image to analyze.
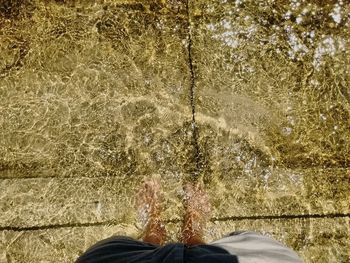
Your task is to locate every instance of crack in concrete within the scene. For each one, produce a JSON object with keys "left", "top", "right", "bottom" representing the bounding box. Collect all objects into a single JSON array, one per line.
[
  {"left": 185, "top": 0, "right": 202, "bottom": 181},
  {"left": 2, "top": 213, "right": 349, "bottom": 232}
]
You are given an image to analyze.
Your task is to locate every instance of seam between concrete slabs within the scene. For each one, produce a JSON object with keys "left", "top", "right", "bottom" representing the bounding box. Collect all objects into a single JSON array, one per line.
[
  {"left": 186, "top": 0, "right": 201, "bottom": 180},
  {"left": 1, "top": 213, "right": 350, "bottom": 232}
]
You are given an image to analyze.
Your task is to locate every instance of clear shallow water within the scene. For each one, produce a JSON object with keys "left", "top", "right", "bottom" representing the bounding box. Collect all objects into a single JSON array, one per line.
[{"left": 0, "top": 1, "right": 349, "bottom": 262}]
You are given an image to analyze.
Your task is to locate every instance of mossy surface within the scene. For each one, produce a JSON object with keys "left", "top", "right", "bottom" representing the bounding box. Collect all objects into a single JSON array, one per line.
[{"left": 0, "top": 1, "right": 349, "bottom": 262}]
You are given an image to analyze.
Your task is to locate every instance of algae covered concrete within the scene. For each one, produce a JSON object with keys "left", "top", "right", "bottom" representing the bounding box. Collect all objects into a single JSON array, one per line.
[
  {"left": 0, "top": 0, "right": 349, "bottom": 262},
  {"left": 191, "top": 0, "right": 350, "bottom": 168}
]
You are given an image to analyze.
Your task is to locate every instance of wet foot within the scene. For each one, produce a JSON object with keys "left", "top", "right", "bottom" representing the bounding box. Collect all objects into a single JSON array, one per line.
[
  {"left": 136, "top": 177, "right": 166, "bottom": 245},
  {"left": 181, "top": 181, "right": 211, "bottom": 245}
]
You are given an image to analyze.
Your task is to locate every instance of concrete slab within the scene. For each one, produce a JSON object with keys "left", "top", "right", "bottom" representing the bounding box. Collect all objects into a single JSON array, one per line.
[
  {"left": 190, "top": 0, "right": 350, "bottom": 168},
  {"left": 208, "top": 168, "right": 350, "bottom": 218},
  {"left": 1, "top": 168, "right": 348, "bottom": 228},
  {"left": 1, "top": 1, "right": 349, "bottom": 262},
  {"left": 0, "top": 175, "right": 185, "bottom": 228},
  {"left": 0, "top": 1, "right": 194, "bottom": 179}
]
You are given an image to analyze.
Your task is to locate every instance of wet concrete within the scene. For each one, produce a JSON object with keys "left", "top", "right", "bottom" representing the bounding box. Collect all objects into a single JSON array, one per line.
[{"left": 0, "top": 0, "right": 349, "bottom": 262}]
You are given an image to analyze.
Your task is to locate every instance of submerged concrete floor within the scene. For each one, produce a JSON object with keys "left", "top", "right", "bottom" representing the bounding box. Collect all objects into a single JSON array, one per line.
[{"left": 0, "top": 0, "right": 349, "bottom": 262}]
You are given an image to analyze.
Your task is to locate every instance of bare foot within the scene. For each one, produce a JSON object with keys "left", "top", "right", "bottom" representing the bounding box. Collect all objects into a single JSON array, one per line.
[
  {"left": 136, "top": 177, "right": 166, "bottom": 245},
  {"left": 183, "top": 182, "right": 211, "bottom": 217},
  {"left": 182, "top": 181, "right": 211, "bottom": 245}
]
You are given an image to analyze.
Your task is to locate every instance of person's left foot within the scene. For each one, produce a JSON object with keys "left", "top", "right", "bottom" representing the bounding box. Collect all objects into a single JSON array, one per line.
[
  {"left": 136, "top": 177, "right": 166, "bottom": 245},
  {"left": 181, "top": 181, "right": 211, "bottom": 245}
]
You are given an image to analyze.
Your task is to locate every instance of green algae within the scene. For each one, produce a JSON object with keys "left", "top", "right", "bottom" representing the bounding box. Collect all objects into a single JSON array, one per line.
[{"left": 0, "top": 1, "right": 349, "bottom": 262}]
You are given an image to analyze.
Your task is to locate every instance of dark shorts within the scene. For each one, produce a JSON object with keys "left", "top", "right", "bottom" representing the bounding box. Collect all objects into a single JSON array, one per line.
[{"left": 76, "top": 236, "right": 238, "bottom": 263}]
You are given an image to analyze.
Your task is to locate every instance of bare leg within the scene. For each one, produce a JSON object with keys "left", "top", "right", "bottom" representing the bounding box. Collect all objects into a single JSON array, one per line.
[
  {"left": 136, "top": 178, "right": 166, "bottom": 245},
  {"left": 182, "top": 181, "right": 211, "bottom": 246}
]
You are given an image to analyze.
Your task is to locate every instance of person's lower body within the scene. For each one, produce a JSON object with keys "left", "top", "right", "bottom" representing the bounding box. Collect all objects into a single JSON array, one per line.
[{"left": 209, "top": 231, "right": 303, "bottom": 263}]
